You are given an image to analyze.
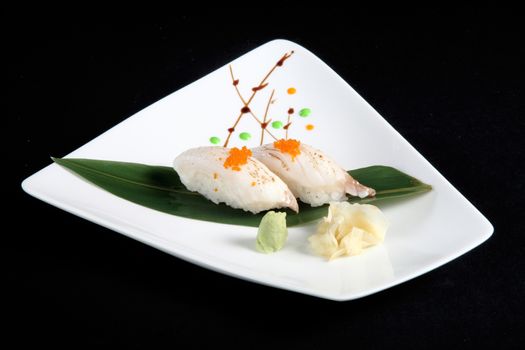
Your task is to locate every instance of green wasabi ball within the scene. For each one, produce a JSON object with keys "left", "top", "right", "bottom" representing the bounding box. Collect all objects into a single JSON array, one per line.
[
  {"left": 239, "top": 132, "right": 252, "bottom": 141},
  {"left": 271, "top": 120, "right": 283, "bottom": 129},
  {"left": 209, "top": 136, "right": 221, "bottom": 144},
  {"left": 299, "top": 108, "right": 311, "bottom": 117},
  {"left": 256, "top": 211, "right": 288, "bottom": 254}
]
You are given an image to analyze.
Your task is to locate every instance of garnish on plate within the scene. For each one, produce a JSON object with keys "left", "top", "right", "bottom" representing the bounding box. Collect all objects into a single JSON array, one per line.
[
  {"left": 309, "top": 202, "right": 388, "bottom": 260},
  {"left": 256, "top": 211, "right": 288, "bottom": 253},
  {"left": 222, "top": 51, "right": 294, "bottom": 148}
]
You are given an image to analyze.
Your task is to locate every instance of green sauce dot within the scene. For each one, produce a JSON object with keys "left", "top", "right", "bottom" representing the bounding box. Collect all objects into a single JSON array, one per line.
[
  {"left": 271, "top": 121, "right": 283, "bottom": 129},
  {"left": 209, "top": 136, "right": 221, "bottom": 144},
  {"left": 299, "top": 108, "right": 311, "bottom": 117},
  {"left": 239, "top": 132, "right": 252, "bottom": 141}
]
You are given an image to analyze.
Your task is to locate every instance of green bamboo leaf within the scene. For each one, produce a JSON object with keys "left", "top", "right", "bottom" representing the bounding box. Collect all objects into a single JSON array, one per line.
[{"left": 52, "top": 158, "right": 431, "bottom": 227}]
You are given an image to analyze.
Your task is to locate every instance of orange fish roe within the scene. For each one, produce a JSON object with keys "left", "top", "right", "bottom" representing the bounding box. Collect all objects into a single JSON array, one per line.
[
  {"left": 287, "top": 87, "right": 296, "bottom": 95},
  {"left": 223, "top": 146, "right": 252, "bottom": 171},
  {"left": 273, "top": 138, "right": 301, "bottom": 160}
]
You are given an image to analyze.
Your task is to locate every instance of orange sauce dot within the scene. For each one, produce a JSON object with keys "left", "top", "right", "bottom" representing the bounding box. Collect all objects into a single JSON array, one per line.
[
  {"left": 306, "top": 124, "right": 315, "bottom": 131},
  {"left": 251, "top": 181, "right": 256, "bottom": 186},
  {"left": 287, "top": 87, "right": 296, "bottom": 95}
]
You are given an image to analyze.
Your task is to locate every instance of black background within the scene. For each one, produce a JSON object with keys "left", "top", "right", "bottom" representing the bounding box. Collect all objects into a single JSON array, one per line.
[{"left": 8, "top": 12, "right": 525, "bottom": 347}]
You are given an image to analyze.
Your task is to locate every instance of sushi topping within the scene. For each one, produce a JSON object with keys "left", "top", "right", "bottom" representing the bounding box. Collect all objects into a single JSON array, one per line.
[
  {"left": 224, "top": 146, "right": 252, "bottom": 171},
  {"left": 273, "top": 138, "right": 301, "bottom": 160}
]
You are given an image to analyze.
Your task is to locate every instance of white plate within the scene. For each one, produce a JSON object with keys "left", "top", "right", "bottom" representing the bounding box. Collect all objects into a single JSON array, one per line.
[{"left": 22, "top": 39, "right": 493, "bottom": 301}]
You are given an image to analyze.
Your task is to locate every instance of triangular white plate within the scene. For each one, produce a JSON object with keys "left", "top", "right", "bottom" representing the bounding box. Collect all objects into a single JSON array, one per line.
[{"left": 22, "top": 39, "right": 493, "bottom": 301}]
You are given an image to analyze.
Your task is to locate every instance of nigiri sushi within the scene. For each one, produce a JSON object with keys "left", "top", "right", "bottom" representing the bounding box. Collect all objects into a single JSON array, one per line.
[
  {"left": 252, "top": 139, "right": 376, "bottom": 207},
  {"left": 173, "top": 146, "right": 298, "bottom": 214}
]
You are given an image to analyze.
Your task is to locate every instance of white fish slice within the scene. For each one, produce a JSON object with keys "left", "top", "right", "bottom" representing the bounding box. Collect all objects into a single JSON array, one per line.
[
  {"left": 252, "top": 142, "right": 376, "bottom": 207},
  {"left": 173, "top": 146, "right": 298, "bottom": 214}
]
